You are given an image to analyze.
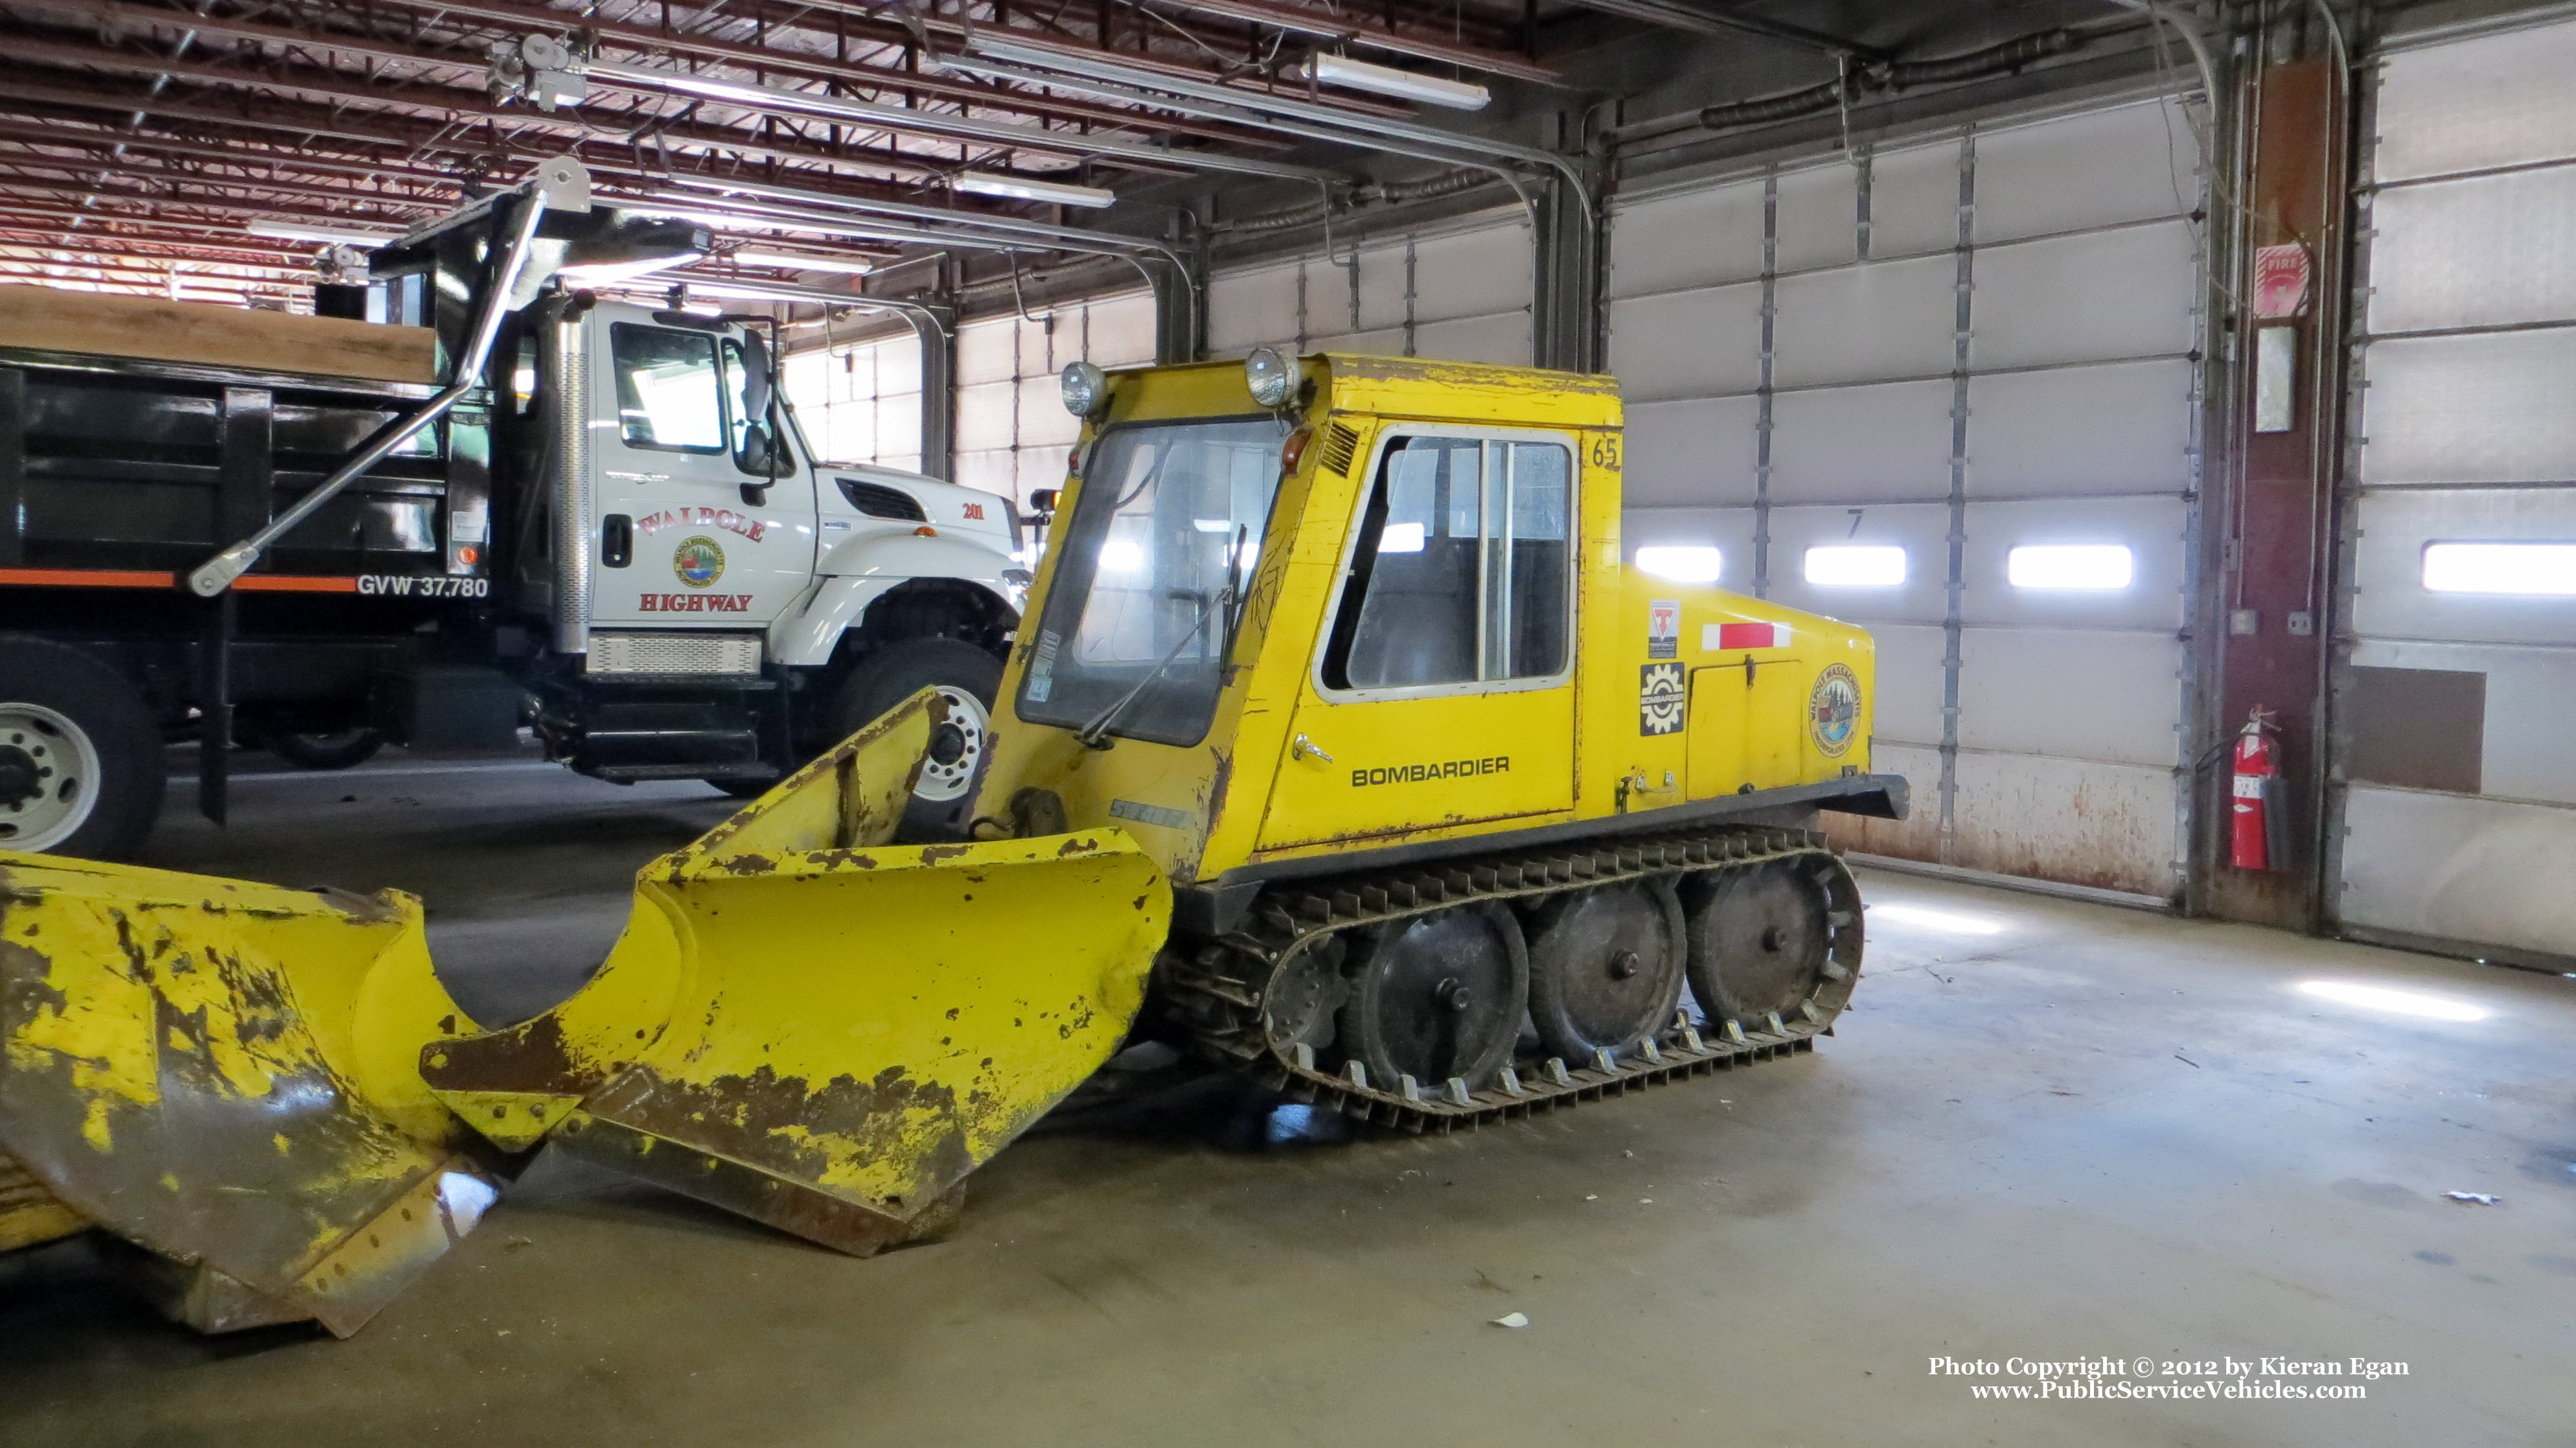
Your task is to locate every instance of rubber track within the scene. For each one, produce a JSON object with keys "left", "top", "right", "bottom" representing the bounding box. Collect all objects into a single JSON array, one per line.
[{"left": 1164, "top": 824, "right": 1862, "bottom": 1134}]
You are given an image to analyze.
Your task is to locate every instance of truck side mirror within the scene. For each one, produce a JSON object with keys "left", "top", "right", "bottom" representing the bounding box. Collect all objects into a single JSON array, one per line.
[{"left": 737, "top": 424, "right": 776, "bottom": 506}]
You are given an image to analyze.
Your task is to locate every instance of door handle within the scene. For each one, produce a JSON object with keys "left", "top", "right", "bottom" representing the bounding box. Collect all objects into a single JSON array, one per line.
[
  {"left": 1293, "top": 733, "right": 1335, "bottom": 764},
  {"left": 601, "top": 513, "right": 632, "bottom": 568}
]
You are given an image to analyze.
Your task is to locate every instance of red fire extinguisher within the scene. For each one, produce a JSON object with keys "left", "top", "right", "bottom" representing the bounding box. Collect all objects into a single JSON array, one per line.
[{"left": 2230, "top": 705, "right": 2288, "bottom": 871}]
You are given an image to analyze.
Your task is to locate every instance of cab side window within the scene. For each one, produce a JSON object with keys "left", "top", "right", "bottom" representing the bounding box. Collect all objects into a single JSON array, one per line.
[
  {"left": 610, "top": 323, "right": 728, "bottom": 452},
  {"left": 1322, "top": 435, "right": 1572, "bottom": 691}
]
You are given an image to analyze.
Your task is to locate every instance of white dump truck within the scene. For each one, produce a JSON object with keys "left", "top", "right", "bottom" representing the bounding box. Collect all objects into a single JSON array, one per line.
[{"left": 0, "top": 158, "right": 1021, "bottom": 858}]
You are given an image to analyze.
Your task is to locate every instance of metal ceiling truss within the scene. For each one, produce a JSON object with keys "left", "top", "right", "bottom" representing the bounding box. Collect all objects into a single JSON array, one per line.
[{"left": 0, "top": 0, "right": 1550, "bottom": 301}]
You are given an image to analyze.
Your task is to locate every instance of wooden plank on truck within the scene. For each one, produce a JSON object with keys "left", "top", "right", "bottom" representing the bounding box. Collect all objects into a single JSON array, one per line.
[{"left": 0, "top": 284, "right": 436, "bottom": 385}]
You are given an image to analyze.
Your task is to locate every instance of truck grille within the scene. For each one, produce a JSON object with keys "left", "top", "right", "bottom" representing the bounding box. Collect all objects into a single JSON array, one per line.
[{"left": 587, "top": 632, "right": 763, "bottom": 676}]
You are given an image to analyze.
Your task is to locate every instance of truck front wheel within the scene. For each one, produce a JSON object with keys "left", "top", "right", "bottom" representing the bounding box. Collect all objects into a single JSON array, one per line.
[
  {"left": 826, "top": 638, "right": 1002, "bottom": 840},
  {"left": 0, "top": 638, "right": 165, "bottom": 860}
]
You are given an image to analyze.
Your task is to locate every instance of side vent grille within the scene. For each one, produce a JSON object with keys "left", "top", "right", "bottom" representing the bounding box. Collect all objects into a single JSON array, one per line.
[
  {"left": 836, "top": 478, "right": 928, "bottom": 521},
  {"left": 1317, "top": 422, "right": 1361, "bottom": 476}
]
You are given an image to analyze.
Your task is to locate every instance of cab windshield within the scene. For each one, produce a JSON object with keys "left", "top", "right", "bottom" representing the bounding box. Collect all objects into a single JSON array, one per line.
[{"left": 1017, "top": 416, "right": 1283, "bottom": 746}]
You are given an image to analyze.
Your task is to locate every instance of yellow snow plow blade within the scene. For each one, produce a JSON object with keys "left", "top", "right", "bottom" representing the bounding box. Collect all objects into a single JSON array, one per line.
[
  {"left": 424, "top": 689, "right": 1169, "bottom": 1254},
  {"left": 0, "top": 855, "right": 496, "bottom": 1335}
]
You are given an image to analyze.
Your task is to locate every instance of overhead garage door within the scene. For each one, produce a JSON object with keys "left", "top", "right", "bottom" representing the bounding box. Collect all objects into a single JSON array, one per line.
[
  {"left": 1207, "top": 209, "right": 1534, "bottom": 364},
  {"left": 1609, "top": 96, "right": 2207, "bottom": 895},
  {"left": 2330, "top": 18, "right": 2576, "bottom": 964},
  {"left": 952, "top": 291, "right": 1158, "bottom": 511}
]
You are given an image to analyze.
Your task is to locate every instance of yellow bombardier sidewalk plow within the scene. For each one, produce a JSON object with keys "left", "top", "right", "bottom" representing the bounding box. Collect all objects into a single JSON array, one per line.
[
  {"left": 0, "top": 855, "right": 496, "bottom": 1335},
  {"left": 423, "top": 691, "right": 1169, "bottom": 1254}
]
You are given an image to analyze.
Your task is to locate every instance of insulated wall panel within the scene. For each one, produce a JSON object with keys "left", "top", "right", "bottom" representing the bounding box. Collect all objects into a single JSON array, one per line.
[
  {"left": 1626, "top": 395, "right": 1760, "bottom": 508},
  {"left": 1972, "top": 98, "right": 2202, "bottom": 242},
  {"left": 1967, "top": 358, "right": 2196, "bottom": 497},
  {"left": 1606, "top": 283, "right": 1763, "bottom": 398},
  {"left": 2353, "top": 328, "right": 2576, "bottom": 486},
  {"left": 1865, "top": 622, "right": 1949, "bottom": 748},
  {"left": 1768, "top": 380, "right": 1953, "bottom": 504},
  {"left": 2368, "top": 167, "right": 2576, "bottom": 333},
  {"left": 1968, "top": 221, "right": 2200, "bottom": 371},
  {"left": 1771, "top": 254, "right": 1957, "bottom": 387},
  {"left": 1957, "top": 628, "right": 2183, "bottom": 766},
  {"left": 2340, "top": 787, "right": 2576, "bottom": 958},
  {"left": 1946, "top": 751, "right": 2179, "bottom": 895},
  {"left": 2349, "top": 638, "right": 2576, "bottom": 805},
  {"left": 1605, "top": 177, "right": 1767, "bottom": 296}
]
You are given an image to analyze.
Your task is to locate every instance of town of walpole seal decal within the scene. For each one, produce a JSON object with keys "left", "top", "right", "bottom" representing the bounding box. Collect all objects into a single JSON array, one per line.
[
  {"left": 1809, "top": 662, "right": 1861, "bottom": 757},
  {"left": 1640, "top": 661, "right": 1685, "bottom": 735},
  {"left": 673, "top": 535, "right": 726, "bottom": 588}
]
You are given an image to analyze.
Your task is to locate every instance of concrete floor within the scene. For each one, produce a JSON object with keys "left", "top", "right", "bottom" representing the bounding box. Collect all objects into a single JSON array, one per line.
[{"left": 3, "top": 748, "right": 2571, "bottom": 1447}]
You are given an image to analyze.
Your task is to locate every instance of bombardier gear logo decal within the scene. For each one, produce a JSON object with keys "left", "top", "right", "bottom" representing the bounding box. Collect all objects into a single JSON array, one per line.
[
  {"left": 673, "top": 536, "right": 726, "bottom": 588},
  {"left": 1640, "top": 662, "right": 1685, "bottom": 735},
  {"left": 1810, "top": 663, "right": 1861, "bottom": 756}
]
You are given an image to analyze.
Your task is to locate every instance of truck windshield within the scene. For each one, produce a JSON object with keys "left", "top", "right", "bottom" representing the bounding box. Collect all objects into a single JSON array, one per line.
[{"left": 1017, "top": 417, "right": 1283, "bottom": 746}]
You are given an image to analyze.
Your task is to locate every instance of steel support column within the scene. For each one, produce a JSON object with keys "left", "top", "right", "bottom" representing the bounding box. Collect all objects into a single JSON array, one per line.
[{"left": 2191, "top": 48, "right": 2353, "bottom": 927}]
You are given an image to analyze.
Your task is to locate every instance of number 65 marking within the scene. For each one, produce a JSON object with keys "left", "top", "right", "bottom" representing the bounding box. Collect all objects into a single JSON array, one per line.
[{"left": 1588, "top": 434, "right": 1622, "bottom": 470}]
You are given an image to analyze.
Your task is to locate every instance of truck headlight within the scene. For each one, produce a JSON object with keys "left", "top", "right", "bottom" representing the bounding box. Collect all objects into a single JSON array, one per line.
[
  {"left": 1060, "top": 361, "right": 1107, "bottom": 419},
  {"left": 1245, "top": 347, "right": 1297, "bottom": 408}
]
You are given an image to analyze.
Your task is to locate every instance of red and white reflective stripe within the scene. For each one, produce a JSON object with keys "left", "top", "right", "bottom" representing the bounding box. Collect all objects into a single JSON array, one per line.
[
  {"left": 1, "top": 566, "right": 361, "bottom": 592},
  {"left": 1706, "top": 621, "right": 1792, "bottom": 651}
]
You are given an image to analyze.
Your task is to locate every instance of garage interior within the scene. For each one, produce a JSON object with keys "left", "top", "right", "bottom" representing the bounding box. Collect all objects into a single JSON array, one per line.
[{"left": 1, "top": 0, "right": 2572, "bottom": 1442}]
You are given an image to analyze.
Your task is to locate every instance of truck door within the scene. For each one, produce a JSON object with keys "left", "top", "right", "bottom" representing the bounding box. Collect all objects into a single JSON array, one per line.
[
  {"left": 1258, "top": 428, "right": 1580, "bottom": 849},
  {"left": 586, "top": 309, "right": 818, "bottom": 629}
]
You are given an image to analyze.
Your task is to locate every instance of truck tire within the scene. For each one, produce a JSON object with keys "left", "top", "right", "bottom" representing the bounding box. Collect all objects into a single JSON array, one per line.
[
  {"left": 269, "top": 726, "right": 386, "bottom": 771},
  {"left": 0, "top": 638, "right": 165, "bottom": 860},
  {"left": 827, "top": 638, "right": 1003, "bottom": 840}
]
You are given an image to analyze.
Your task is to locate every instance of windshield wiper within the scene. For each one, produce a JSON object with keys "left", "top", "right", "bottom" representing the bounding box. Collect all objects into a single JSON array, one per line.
[{"left": 1074, "top": 525, "right": 1249, "bottom": 750}]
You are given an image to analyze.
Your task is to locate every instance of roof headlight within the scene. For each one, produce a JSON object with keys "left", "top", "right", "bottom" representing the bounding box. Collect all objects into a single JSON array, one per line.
[
  {"left": 1060, "top": 360, "right": 1109, "bottom": 419},
  {"left": 1245, "top": 347, "right": 1298, "bottom": 408}
]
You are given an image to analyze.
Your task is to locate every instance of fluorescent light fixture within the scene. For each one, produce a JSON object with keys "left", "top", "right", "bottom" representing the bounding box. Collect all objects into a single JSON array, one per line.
[
  {"left": 2297, "top": 980, "right": 2489, "bottom": 1022},
  {"left": 1805, "top": 545, "right": 1907, "bottom": 587},
  {"left": 1193, "top": 518, "right": 1234, "bottom": 533},
  {"left": 1635, "top": 546, "right": 1723, "bottom": 583},
  {"left": 1379, "top": 521, "right": 1427, "bottom": 553},
  {"left": 2422, "top": 542, "right": 2576, "bottom": 595},
  {"left": 247, "top": 219, "right": 403, "bottom": 247},
  {"left": 732, "top": 250, "right": 873, "bottom": 275},
  {"left": 1301, "top": 52, "right": 1490, "bottom": 110},
  {"left": 955, "top": 172, "right": 1117, "bottom": 209},
  {"left": 2008, "top": 544, "right": 2135, "bottom": 590},
  {"left": 1867, "top": 902, "right": 2005, "bottom": 936}
]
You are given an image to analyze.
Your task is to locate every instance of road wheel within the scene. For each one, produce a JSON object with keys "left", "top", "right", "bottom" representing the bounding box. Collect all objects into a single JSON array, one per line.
[
  {"left": 268, "top": 726, "right": 385, "bottom": 771},
  {"left": 827, "top": 638, "right": 1003, "bottom": 840},
  {"left": 1335, "top": 903, "right": 1527, "bottom": 1095},
  {"left": 1684, "top": 858, "right": 1845, "bottom": 1033},
  {"left": 0, "top": 638, "right": 164, "bottom": 860},
  {"left": 1524, "top": 878, "right": 1686, "bottom": 1064}
]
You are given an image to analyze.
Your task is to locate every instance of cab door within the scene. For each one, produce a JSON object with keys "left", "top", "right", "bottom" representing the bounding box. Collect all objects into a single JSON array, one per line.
[
  {"left": 586, "top": 308, "right": 817, "bottom": 628},
  {"left": 1257, "top": 427, "right": 1580, "bottom": 849}
]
